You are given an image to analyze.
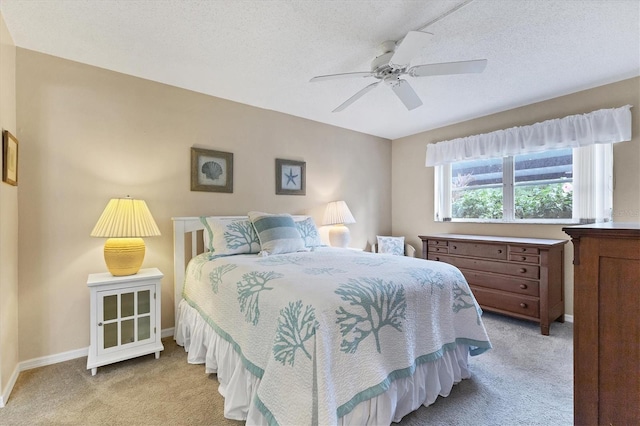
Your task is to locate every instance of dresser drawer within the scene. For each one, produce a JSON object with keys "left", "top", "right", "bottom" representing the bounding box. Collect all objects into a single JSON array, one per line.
[
  {"left": 509, "top": 245, "right": 540, "bottom": 255},
  {"left": 509, "top": 253, "right": 540, "bottom": 264},
  {"left": 430, "top": 254, "right": 540, "bottom": 280},
  {"left": 449, "top": 241, "right": 507, "bottom": 260},
  {"left": 428, "top": 245, "right": 449, "bottom": 254},
  {"left": 471, "top": 286, "right": 540, "bottom": 318},
  {"left": 428, "top": 240, "right": 448, "bottom": 247},
  {"left": 460, "top": 268, "right": 539, "bottom": 297}
]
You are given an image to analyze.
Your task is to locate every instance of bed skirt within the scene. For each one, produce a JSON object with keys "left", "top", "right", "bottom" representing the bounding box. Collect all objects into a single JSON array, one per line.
[{"left": 175, "top": 298, "right": 471, "bottom": 425}]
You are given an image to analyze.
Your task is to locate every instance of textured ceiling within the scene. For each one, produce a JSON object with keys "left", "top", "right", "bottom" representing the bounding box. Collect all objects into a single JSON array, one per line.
[{"left": 1, "top": 0, "right": 639, "bottom": 140}]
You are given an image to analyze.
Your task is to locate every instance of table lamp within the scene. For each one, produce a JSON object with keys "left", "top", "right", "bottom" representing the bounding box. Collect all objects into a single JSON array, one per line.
[
  {"left": 91, "top": 197, "right": 161, "bottom": 276},
  {"left": 322, "top": 200, "right": 356, "bottom": 248}
]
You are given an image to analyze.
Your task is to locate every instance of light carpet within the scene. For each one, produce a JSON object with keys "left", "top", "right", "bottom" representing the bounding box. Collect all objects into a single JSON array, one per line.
[{"left": 0, "top": 312, "right": 572, "bottom": 425}]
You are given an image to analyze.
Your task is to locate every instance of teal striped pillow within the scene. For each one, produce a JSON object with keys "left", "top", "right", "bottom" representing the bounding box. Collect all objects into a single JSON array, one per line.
[{"left": 248, "top": 211, "right": 306, "bottom": 255}]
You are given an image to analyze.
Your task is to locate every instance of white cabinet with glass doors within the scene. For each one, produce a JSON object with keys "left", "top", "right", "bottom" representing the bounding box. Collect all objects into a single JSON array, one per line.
[{"left": 87, "top": 268, "right": 164, "bottom": 375}]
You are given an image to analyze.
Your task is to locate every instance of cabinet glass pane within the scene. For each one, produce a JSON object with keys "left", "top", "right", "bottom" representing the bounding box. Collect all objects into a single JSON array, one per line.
[
  {"left": 121, "top": 319, "right": 134, "bottom": 345},
  {"left": 104, "top": 295, "right": 118, "bottom": 321},
  {"left": 104, "top": 323, "right": 118, "bottom": 349},
  {"left": 138, "top": 290, "right": 150, "bottom": 315},
  {"left": 121, "top": 292, "right": 134, "bottom": 317},
  {"left": 138, "top": 316, "right": 150, "bottom": 340}
]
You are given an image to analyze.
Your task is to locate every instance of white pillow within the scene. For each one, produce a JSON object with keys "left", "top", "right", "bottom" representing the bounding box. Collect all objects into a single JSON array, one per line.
[
  {"left": 248, "top": 211, "right": 306, "bottom": 255},
  {"left": 294, "top": 217, "right": 324, "bottom": 248},
  {"left": 377, "top": 236, "right": 405, "bottom": 256},
  {"left": 201, "top": 217, "right": 261, "bottom": 255}
]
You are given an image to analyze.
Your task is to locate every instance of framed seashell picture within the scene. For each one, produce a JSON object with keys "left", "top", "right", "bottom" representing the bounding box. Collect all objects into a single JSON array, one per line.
[
  {"left": 276, "top": 158, "right": 305, "bottom": 195},
  {"left": 191, "top": 147, "right": 233, "bottom": 193}
]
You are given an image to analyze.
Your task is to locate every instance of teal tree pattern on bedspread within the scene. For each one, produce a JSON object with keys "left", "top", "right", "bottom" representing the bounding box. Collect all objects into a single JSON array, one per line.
[
  {"left": 237, "top": 271, "right": 283, "bottom": 325},
  {"left": 335, "top": 277, "right": 407, "bottom": 354},
  {"left": 272, "top": 300, "right": 319, "bottom": 366},
  {"left": 304, "top": 267, "right": 347, "bottom": 276},
  {"left": 452, "top": 281, "right": 478, "bottom": 312},
  {"left": 258, "top": 255, "right": 307, "bottom": 266},
  {"left": 180, "top": 248, "right": 492, "bottom": 426},
  {"left": 209, "top": 264, "right": 238, "bottom": 293},
  {"left": 406, "top": 267, "right": 447, "bottom": 294}
]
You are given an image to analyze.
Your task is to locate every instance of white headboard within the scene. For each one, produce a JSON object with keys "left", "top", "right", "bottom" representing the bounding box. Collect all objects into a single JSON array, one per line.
[
  {"left": 172, "top": 215, "right": 311, "bottom": 330},
  {"left": 173, "top": 216, "right": 209, "bottom": 329}
]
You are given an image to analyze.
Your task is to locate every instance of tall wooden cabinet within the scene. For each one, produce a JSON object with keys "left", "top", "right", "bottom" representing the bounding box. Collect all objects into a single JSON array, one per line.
[{"left": 563, "top": 223, "right": 640, "bottom": 425}]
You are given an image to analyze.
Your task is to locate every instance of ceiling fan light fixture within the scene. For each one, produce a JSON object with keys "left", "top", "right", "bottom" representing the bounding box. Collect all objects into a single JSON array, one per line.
[{"left": 310, "top": 29, "right": 487, "bottom": 113}]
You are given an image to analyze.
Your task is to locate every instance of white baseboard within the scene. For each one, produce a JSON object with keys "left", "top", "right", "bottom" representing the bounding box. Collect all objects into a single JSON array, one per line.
[
  {"left": 20, "top": 327, "right": 176, "bottom": 371},
  {"left": 19, "top": 346, "right": 89, "bottom": 372},
  {"left": 564, "top": 314, "right": 573, "bottom": 323},
  {"left": 0, "top": 327, "right": 175, "bottom": 408},
  {"left": 0, "top": 363, "right": 20, "bottom": 408}
]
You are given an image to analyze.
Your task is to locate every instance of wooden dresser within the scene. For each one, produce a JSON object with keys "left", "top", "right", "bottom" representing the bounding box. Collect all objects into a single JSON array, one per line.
[
  {"left": 419, "top": 234, "right": 567, "bottom": 335},
  {"left": 563, "top": 223, "right": 640, "bottom": 426}
]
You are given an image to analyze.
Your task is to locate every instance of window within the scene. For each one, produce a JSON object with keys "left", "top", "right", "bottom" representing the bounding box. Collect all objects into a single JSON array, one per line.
[
  {"left": 428, "top": 106, "right": 628, "bottom": 224},
  {"left": 450, "top": 156, "right": 504, "bottom": 220},
  {"left": 435, "top": 145, "right": 612, "bottom": 224}
]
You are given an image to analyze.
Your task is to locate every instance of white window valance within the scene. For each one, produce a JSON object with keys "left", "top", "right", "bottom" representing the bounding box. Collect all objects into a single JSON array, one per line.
[{"left": 425, "top": 105, "right": 632, "bottom": 166}]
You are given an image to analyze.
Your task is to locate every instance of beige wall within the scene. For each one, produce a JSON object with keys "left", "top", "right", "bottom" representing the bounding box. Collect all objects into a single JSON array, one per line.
[
  {"left": 9, "top": 42, "right": 640, "bottom": 363},
  {"left": 0, "top": 10, "right": 19, "bottom": 404},
  {"left": 16, "top": 49, "right": 391, "bottom": 361},
  {"left": 391, "top": 77, "right": 640, "bottom": 317}
]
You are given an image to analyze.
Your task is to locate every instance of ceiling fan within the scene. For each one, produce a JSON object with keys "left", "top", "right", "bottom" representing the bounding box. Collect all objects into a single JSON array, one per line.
[{"left": 310, "top": 31, "right": 487, "bottom": 113}]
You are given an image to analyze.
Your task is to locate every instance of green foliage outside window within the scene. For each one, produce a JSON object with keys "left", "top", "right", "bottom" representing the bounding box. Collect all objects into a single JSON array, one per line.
[{"left": 453, "top": 183, "right": 572, "bottom": 220}]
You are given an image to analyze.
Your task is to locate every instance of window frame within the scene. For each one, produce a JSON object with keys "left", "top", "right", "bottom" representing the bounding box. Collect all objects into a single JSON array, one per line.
[{"left": 434, "top": 145, "right": 612, "bottom": 225}]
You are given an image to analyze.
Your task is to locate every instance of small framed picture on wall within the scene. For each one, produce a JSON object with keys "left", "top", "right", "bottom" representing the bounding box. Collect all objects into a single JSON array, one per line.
[
  {"left": 276, "top": 158, "right": 305, "bottom": 195},
  {"left": 2, "top": 130, "right": 18, "bottom": 186},
  {"left": 191, "top": 147, "right": 233, "bottom": 193}
]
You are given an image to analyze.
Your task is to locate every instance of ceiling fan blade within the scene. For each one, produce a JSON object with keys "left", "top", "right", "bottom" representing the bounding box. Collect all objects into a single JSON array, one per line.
[
  {"left": 310, "top": 71, "right": 374, "bottom": 82},
  {"left": 389, "top": 79, "right": 423, "bottom": 111},
  {"left": 389, "top": 31, "right": 433, "bottom": 69},
  {"left": 408, "top": 59, "right": 488, "bottom": 77},
  {"left": 332, "top": 81, "right": 381, "bottom": 112}
]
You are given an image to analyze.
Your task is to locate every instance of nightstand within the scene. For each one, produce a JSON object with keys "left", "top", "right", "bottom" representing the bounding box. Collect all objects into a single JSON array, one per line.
[{"left": 87, "top": 268, "right": 164, "bottom": 375}]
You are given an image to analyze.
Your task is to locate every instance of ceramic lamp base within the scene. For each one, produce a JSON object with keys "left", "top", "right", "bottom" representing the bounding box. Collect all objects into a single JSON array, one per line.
[
  {"left": 328, "top": 224, "right": 350, "bottom": 248},
  {"left": 104, "top": 238, "right": 146, "bottom": 276}
]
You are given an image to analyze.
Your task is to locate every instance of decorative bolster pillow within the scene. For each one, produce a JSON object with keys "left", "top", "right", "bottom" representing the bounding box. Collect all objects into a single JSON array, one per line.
[{"left": 248, "top": 211, "right": 306, "bottom": 255}]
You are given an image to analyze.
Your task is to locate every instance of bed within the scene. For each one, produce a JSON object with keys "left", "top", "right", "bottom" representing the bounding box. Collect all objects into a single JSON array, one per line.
[{"left": 172, "top": 214, "right": 491, "bottom": 425}]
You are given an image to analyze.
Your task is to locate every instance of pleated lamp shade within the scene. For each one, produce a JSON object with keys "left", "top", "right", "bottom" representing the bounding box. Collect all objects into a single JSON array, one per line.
[
  {"left": 322, "top": 201, "right": 356, "bottom": 248},
  {"left": 91, "top": 197, "right": 161, "bottom": 276},
  {"left": 322, "top": 201, "right": 356, "bottom": 226}
]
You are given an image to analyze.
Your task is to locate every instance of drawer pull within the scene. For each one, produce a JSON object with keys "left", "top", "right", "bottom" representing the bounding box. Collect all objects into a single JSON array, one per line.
[
  {"left": 452, "top": 245, "right": 457, "bottom": 250},
  {"left": 520, "top": 303, "right": 528, "bottom": 309},
  {"left": 519, "top": 284, "right": 528, "bottom": 289},
  {"left": 521, "top": 256, "right": 527, "bottom": 261},
  {"left": 497, "top": 249, "right": 503, "bottom": 254},
  {"left": 519, "top": 268, "right": 527, "bottom": 273},
  {"left": 435, "top": 257, "right": 440, "bottom": 261}
]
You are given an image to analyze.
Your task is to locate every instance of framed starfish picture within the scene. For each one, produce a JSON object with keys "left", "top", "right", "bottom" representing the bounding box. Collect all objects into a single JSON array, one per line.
[{"left": 275, "top": 158, "right": 305, "bottom": 195}]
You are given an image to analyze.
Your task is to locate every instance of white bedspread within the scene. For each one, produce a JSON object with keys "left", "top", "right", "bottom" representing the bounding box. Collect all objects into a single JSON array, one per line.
[{"left": 178, "top": 248, "right": 491, "bottom": 425}]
